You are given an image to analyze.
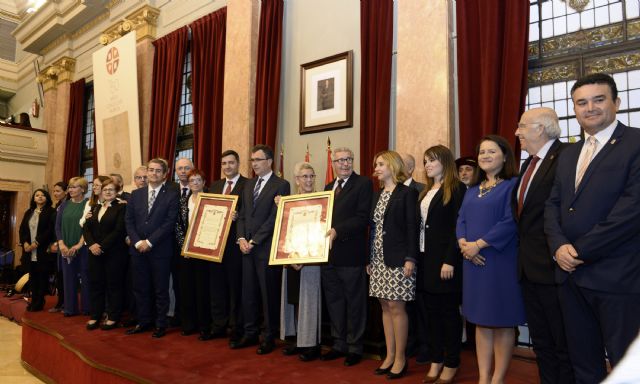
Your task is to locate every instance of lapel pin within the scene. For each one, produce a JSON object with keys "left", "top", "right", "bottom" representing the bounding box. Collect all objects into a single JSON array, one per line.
[{"left": 610, "top": 139, "right": 617, "bottom": 145}]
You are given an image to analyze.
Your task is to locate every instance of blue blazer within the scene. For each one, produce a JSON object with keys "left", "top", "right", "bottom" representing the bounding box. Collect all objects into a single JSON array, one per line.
[
  {"left": 544, "top": 122, "right": 640, "bottom": 293},
  {"left": 125, "top": 183, "right": 180, "bottom": 259}
]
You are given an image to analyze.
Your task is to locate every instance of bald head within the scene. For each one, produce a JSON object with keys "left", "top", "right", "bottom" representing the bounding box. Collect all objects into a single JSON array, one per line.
[
  {"left": 516, "top": 107, "right": 561, "bottom": 156},
  {"left": 401, "top": 153, "right": 416, "bottom": 176}
]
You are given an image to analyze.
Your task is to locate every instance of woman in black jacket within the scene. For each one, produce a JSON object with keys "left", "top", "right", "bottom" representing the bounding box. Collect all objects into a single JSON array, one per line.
[
  {"left": 368, "top": 150, "right": 418, "bottom": 380},
  {"left": 83, "top": 178, "right": 128, "bottom": 330},
  {"left": 418, "top": 145, "right": 466, "bottom": 384},
  {"left": 19, "top": 189, "right": 56, "bottom": 312}
]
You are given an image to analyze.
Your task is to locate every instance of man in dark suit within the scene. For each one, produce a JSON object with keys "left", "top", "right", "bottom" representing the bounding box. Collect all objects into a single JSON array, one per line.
[
  {"left": 514, "top": 107, "right": 573, "bottom": 384},
  {"left": 320, "top": 147, "right": 372, "bottom": 366},
  {"left": 110, "top": 173, "right": 131, "bottom": 201},
  {"left": 124, "top": 158, "right": 180, "bottom": 338},
  {"left": 545, "top": 73, "right": 640, "bottom": 383},
  {"left": 230, "top": 144, "right": 290, "bottom": 354},
  {"left": 202, "top": 149, "right": 247, "bottom": 342},
  {"left": 401, "top": 153, "right": 425, "bottom": 193}
]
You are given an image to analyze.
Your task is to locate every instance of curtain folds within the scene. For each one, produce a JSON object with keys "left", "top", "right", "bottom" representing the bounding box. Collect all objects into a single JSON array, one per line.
[
  {"left": 253, "top": 0, "right": 284, "bottom": 149},
  {"left": 148, "top": 26, "right": 189, "bottom": 173},
  {"left": 63, "top": 78, "right": 86, "bottom": 182},
  {"left": 456, "top": 0, "right": 530, "bottom": 158},
  {"left": 360, "top": 0, "right": 393, "bottom": 183},
  {"left": 191, "top": 8, "right": 227, "bottom": 183}
]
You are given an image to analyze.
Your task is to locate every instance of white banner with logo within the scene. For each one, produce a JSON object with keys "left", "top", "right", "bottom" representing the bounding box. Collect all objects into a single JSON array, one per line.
[{"left": 92, "top": 31, "right": 141, "bottom": 188}]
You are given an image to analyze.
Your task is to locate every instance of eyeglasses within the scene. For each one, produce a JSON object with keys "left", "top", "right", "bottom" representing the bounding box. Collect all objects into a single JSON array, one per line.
[
  {"left": 148, "top": 168, "right": 164, "bottom": 174},
  {"left": 102, "top": 188, "right": 116, "bottom": 193},
  {"left": 297, "top": 174, "right": 316, "bottom": 180},
  {"left": 250, "top": 158, "right": 268, "bottom": 163},
  {"left": 134, "top": 176, "right": 147, "bottom": 180},
  {"left": 333, "top": 157, "right": 354, "bottom": 164}
]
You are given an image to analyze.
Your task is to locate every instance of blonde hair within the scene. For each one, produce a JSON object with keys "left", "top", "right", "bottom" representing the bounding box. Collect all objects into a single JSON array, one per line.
[
  {"left": 68, "top": 177, "right": 88, "bottom": 194},
  {"left": 373, "top": 150, "right": 407, "bottom": 186},
  {"left": 293, "top": 162, "right": 316, "bottom": 194}
]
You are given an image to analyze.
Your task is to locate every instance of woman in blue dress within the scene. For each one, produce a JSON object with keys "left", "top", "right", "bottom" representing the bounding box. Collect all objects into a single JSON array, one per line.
[{"left": 456, "top": 135, "right": 525, "bottom": 384}]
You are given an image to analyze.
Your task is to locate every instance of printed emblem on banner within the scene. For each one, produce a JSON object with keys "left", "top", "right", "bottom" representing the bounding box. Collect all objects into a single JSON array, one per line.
[{"left": 106, "top": 47, "right": 119, "bottom": 75}]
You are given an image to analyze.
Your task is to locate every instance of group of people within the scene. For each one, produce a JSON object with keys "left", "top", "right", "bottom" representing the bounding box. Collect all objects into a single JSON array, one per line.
[{"left": 18, "top": 72, "right": 640, "bottom": 384}]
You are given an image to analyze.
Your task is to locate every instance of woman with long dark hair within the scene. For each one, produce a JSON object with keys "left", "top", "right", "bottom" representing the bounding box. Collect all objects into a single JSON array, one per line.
[
  {"left": 456, "top": 135, "right": 525, "bottom": 384},
  {"left": 19, "top": 189, "right": 56, "bottom": 312},
  {"left": 418, "top": 145, "right": 466, "bottom": 383}
]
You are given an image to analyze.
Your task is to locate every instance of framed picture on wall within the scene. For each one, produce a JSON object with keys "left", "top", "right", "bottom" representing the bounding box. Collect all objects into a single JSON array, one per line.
[
  {"left": 181, "top": 193, "right": 238, "bottom": 263},
  {"left": 300, "top": 51, "right": 353, "bottom": 135},
  {"left": 269, "top": 191, "right": 334, "bottom": 265}
]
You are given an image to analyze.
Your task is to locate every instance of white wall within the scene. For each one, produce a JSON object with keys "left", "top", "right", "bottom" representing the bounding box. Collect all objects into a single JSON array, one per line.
[{"left": 278, "top": 0, "right": 361, "bottom": 187}]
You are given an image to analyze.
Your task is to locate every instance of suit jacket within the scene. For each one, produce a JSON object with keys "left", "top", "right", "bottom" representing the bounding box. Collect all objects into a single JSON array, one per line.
[
  {"left": 210, "top": 176, "right": 248, "bottom": 251},
  {"left": 409, "top": 179, "right": 425, "bottom": 193},
  {"left": 125, "top": 183, "right": 180, "bottom": 259},
  {"left": 19, "top": 205, "right": 56, "bottom": 265},
  {"left": 545, "top": 122, "right": 640, "bottom": 293},
  {"left": 236, "top": 173, "right": 290, "bottom": 249},
  {"left": 324, "top": 173, "right": 372, "bottom": 267},
  {"left": 417, "top": 182, "right": 466, "bottom": 293},
  {"left": 371, "top": 183, "right": 419, "bottom": 268},
  {"left": 83, "top": 201, "right": 127, "bottom": 254},
  {"left": 515, "top": 139, "right": 567, "bottom": 285}
]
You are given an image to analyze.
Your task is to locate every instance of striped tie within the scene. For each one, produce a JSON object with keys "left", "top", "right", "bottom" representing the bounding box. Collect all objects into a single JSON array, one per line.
[
  {"left": 148, "top": 189, "right": 156, "bottom": 213},
  {"left": 253, "top": 178, "right": 263, "bottom": 205}
]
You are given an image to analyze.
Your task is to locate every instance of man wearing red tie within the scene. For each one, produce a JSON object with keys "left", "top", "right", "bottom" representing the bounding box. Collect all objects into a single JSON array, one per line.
[{"left": 514, "top": 107, "right": 573, "bottom": 384}]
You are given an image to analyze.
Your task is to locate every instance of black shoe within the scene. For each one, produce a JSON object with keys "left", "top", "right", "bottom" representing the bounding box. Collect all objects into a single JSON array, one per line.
[
  {"left": 229, "top": 336, "right": 259, "bottom": 349},
  {"left": 282, "top": 344, "right": 302, "bottom": 356},
  {"left": 181, "top": 329, "right": 196, "bottom": 336},
  {"left": 320, "top": 349, "right": 346, "bottom": 361},
  {"left": 387, "top": 361, "right": 408, "bottom": 380},
  {"left": 86, "top": 321, "right": 100, "bottom": 331},
  {"left": 374, "top": 365, "right": 392, "bottom": 375},
  {"left": 152, "top": 327, "right": 167, "bottom": 338},
  {"left": 198, "top": 330, "right": 223, "bottom": 341},
  {"left": 125, "top": 324, "right": 152, "bottom": 335},
  {"left": 299, "top": 346, "right": 321, "bottom": 362},
  {"left": 344, "top": 353, "right": 362, "bottom": 367},
  {"left": 257, "top": 340, "right": 276, "bottom": 355}
]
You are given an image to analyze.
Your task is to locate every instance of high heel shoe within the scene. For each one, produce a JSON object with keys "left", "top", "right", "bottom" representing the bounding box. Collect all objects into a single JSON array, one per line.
[
  {"left": 373, "top": 364, "right": 392, "bottom": 375},
  {"left": 387, "top": 361, "right": 408, "bottom": 380},
  {"left": 423, "top": 363, "right": 444, "bottom": 383},
  {"left": 434, "top": 366, "right": 458, "bottom": 384}
]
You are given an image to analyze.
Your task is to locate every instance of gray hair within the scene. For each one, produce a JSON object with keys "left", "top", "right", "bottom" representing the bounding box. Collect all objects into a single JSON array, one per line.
[
  {"left": 333, "top": 147, "right": 354, "bottom": 159},
  {"left": 536, "top": 107, "right": 561, "bottom": 140}
]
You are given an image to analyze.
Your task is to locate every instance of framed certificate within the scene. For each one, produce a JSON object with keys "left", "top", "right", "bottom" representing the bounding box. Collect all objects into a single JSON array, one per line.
[
  {"left": 269, "top": 191, "right": 334, "bottom": 266},
  {"left": 181, "top": 193, "right": 238, "bottom": 262}
]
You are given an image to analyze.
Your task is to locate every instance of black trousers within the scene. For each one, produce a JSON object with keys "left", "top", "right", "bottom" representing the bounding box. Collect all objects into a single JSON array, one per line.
[
  {"left": 420, "top": 290, "right": 462, "bottom": 368},
  {"left": 321, "top": 264, "right": 367, "bottom": 355},
  {"left": 88, "top": 250, "right": 127, "bottom": 321},
  {"left": 132, "top": 251, "right": 171, "bottom": 328},
  {"left": 209, "top": 248, "right": 243, "bottom": 335},
  {"left": 179, "top": 257, "right": 211, "bottom": 332},
  {"left": 521, "top": 276, "right": 574, "bottom": 384},
  {"left": 559, "top": 277, "right": 640, "bottom": 384},
  {"left": 241, "top": 247, "right": 282, "bottom": 341},
  {"left": 27, "top": 258, "right": 51, "bottom": 309}
]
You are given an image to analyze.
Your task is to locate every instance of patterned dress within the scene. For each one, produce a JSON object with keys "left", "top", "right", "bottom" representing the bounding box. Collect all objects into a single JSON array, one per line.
[{"left": 369, "top": 191, "right": 416, "bottom": 301}]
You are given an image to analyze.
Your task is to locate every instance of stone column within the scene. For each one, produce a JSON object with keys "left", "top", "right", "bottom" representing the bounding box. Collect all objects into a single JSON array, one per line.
[
  {"left": 222, "top": 0, "right": 260, "bottom": 176},
  {"left": 396, "top": 1, "right": 453, "bottom": 182},
  {"left": 38, "top": 57, "right": 76, "bottom": 187}
]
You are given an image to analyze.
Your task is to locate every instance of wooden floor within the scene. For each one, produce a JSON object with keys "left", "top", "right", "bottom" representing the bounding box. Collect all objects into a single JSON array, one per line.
[{"left": 0, "top": 316, "right": 42, "bottom": 383}]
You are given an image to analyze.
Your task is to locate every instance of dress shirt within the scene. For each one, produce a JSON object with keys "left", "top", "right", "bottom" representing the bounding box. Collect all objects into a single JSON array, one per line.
[
  {"left": 575, "top": 120, "right": 618, "bottom": 177},
  {"left": 403, "top": 177, "right": 414, "bottom": 187},
  {"left": 333, "top": 175, "right": 351, "bottom": 190},
  {"left": 254, "top": 171, "right": 273, "bottom": 197},
  {"left": 225, "top": 174, "right": 241, "bottom": 194},
  {"left": 517, "top": 139, "right": 555, "bottom": 203}
]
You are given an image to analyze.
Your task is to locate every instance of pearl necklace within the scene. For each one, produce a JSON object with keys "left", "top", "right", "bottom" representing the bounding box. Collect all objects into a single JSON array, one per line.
[{"left": 478, "top": 178, "right": 503, "bottom": 198}]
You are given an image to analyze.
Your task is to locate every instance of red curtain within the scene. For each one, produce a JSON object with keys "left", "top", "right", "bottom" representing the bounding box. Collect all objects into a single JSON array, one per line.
[
  {"left": 253, "top": 0, "right": 284, "bottom": 149},
  {"left": 62, "top": 78, "right": 86, "bottom": 182},
  {"left": 148, "top": 26, "right": 189, "bottom": 174},
  {"left": 456, "top": 0, "right": 530, "bottom": 158},
  {"left": 360, "top": 0, "right": 393, "bottom": 183},
  {"left": 92, "top": 109, "right": 98, "bottom": 176},
  {"left": 191, "top": 8, "right": 227, "bottom": 183}
]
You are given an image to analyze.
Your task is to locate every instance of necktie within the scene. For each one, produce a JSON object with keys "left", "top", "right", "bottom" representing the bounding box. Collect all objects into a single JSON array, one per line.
[
  {"left": 517, "top": 155, "right": 540, "bottom": 216},
  {"left": 224, "top": 180, "right": 233, "bottom": 195},
  {"left": 253, "top": 178, "right": 263, "bottom": 204},
  {"left": 335, "top": 179, "right": 344, "bottom": 197},
  {"left": 181, "top": 187, "right": 189, "bottom": 198},
  {"left": 148, "top": 189, "right": 156, "bottom": 213},
  {"left": 575, "top": 136, "right": 598, "bottom": 190}
]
